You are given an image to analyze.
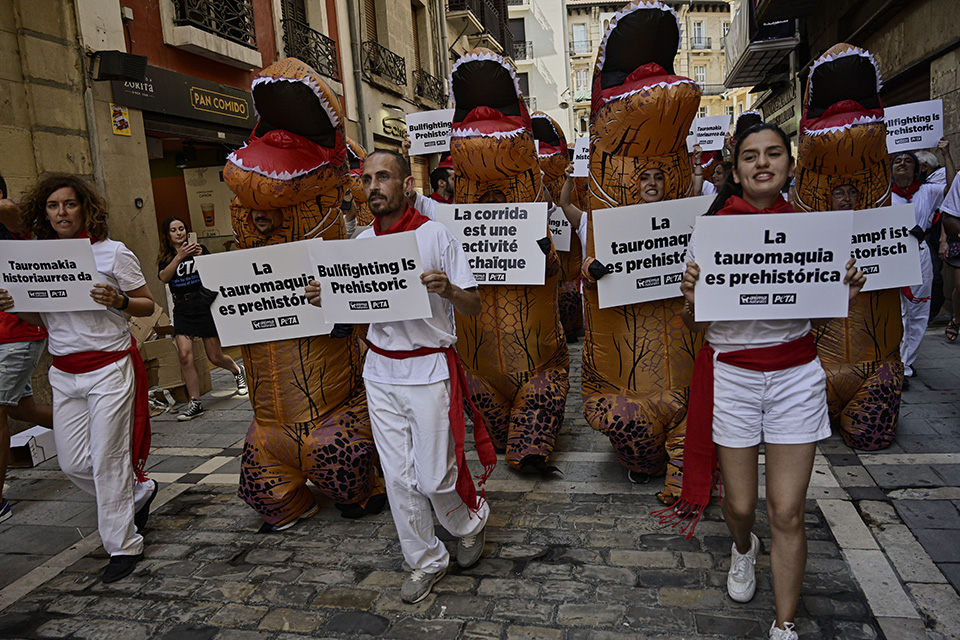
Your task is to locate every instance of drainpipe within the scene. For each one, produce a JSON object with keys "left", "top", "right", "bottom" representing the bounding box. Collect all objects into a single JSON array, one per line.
[
  {"left": 439, "top": 0, "right": 450, "bottom": 103},
  {"left": 345, "top": 0, "right": 369, "bottom": 147}
]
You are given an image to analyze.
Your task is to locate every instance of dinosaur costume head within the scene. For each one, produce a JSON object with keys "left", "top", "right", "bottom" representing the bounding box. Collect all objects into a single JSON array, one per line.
[
  {"left": 224, "top": 57, "right": 348, "bottom": 247},
  {"left": 449, "top": 48, "right": 541, "bottom": 202},
  {"left": 794, "top": 44, "right": 890, "bottom": 211},
  {"left": 589, "top": 1, "right": 701, "bottom": 205},
  {"left": 533, "top": 112, "right": 571, "bottom": 196}
]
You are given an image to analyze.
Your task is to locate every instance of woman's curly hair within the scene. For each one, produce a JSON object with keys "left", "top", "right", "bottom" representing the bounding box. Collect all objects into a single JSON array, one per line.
[{"left": 21, "top": 174, "right": 110, "bottom": 240}]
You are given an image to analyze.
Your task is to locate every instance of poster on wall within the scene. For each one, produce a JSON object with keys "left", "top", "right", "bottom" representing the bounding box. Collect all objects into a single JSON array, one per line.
[
  {"left": 110, "top": 103, "right": 131, "bottom": 136},
  {"left": 182, "top": 167, "right": 236, "bottom": 251}
]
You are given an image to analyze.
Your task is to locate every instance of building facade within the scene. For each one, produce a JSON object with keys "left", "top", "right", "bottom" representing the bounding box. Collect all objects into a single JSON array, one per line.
[{"left": 566, "top": 0, "right": 754, "bottom": 139}]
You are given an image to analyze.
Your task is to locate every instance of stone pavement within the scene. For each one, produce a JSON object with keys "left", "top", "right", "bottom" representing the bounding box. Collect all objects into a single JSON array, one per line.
[{"left": 0, "top": 328, "right": 958, "bottom": 640}]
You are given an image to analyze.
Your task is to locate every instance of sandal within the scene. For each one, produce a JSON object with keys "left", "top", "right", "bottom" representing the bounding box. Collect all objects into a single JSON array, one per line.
[{"left": 947, "top": 321, "right": 959, "bottom": 343}]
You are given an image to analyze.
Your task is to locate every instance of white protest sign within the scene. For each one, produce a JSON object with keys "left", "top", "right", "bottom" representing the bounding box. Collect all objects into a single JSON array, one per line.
[
  {"left": 850, "top": 205, "right": 922, "bottom": 292},
  {"left": 406, "top": 109, "right": 455, "bottom": 155},
  {"left": 686, "top": 115, "right": 732, "bottom": 152},
  {"left": 593, "top": 196, "right": 710, "bottom": 308},
  {"left": 885, "top": 100, "right": 943, "bottom": 153},
  {"left": 693, "top": 210, "right": 854, "bottom": 321},
  {"left": 549, "top": 205, "right": 572, "bottom": 252},
  {"left": 572, "top": 136, "right": 589, "bottom": 177},
  {"left": 435, "top": 202, "right": 548, "bottom": 285},
  {"left": 0, "top": 239, "right": 102, "bottom": 312},
  {"left": 309, "top": 232, "right": 431, "bottom": 323},
  {"left": 193, "top": 241, "right": 332, "bottom": 347}
]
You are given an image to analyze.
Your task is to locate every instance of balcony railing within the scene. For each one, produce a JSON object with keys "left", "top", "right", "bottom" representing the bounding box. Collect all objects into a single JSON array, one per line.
[
  {"left": 282, "top": 19, "right": 339, "bottom": 81},
  {"left": 513, "top": 40, "right": 533, "bottom": 60},
  {"left": 697, "top": 83, "right": 726, "bottom": 96},
  {"left": 574, "top": 89, "right": 590, "bottom": 102},
  {"left": 414, "top": 69, "right": 446, "bottom": 105},
  {"left": 362, "top": 41, "right": 406, "bottom": 86},
  {"left": 506, "top": 0, "right": 529, "bottom": 5},
  {"left": 691, "top": 37, "right": 712, "bottom": 49},
  {"left": 569, "top": 39, "right": 592, "bottom": 55},
  {"left": 523, "top": 96, "right": 536, "bottom": 111},
  {"left": 447, "top": 0, "right": 509, "bottom": 55},
  {"left": 174, "top": 0, "right": 257, "bottom": 49}
]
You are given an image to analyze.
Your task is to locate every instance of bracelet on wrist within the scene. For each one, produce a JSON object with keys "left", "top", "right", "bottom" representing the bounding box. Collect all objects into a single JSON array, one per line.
[
  {"left": 683, "top": 299, "right": 695, "bottom": 315},
  {"left": 118, "top": 291, "right": 130, "bottom": 311}
]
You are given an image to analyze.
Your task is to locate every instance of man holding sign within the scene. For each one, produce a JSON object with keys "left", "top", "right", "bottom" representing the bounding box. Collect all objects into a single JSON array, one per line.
[{"left": 308, "top": 150, "right": 494, "bottom": 604}]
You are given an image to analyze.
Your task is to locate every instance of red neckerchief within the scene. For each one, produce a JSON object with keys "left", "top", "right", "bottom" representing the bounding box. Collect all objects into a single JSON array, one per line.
[
  {"left": 51, "top": 338, "right": 151, "bottom": 482},
  {"left": 891, "top": 181, "right": 921, "bottom": 201},
  {"left": 717, "top": 195, "right": 794, "bottom": 215},
  {"left": 653, "top": 333, "right": 818, "bottom": 538},
  {"left": 366, "top": 343, "right": 497, "bottom": 515},
  {"left": 58, "top": 230, "right": 99, "bottom": 244},
  {"left": 430, "top": 192, "right": 453, "bottom": 204},
  {"left": 372, "top": 205, "right": 431, "bottom": 235}
]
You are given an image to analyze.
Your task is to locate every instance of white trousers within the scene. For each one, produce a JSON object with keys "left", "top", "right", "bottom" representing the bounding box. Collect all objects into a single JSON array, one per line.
[
  {"left": 366, "top": 378, "right": 489, "bottom": 572},
  {"left": 49, "top": 356, "right": 153, "bottom": 556},
  {"left": 900, "top": 242, "right": 933, "bottom": 373}
]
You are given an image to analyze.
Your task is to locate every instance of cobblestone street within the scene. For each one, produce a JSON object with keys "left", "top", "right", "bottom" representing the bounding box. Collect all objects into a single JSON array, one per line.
[{"left": 1, "top": 330, "right": 958, "bottom": 639}]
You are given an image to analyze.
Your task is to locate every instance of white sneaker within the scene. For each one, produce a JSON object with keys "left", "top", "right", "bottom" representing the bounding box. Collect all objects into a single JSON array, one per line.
[
  {"left": 727, "top": 532, "right": 759, "bottom": 603},
  {"left": 235, "top": 364, "right": 248, "bottom": 395},
  {"left": 769, "top": 621, "right": 798, "bottom": 639},
  {"left": 400, "top": 568, "right": 445, "bottom": 604}
]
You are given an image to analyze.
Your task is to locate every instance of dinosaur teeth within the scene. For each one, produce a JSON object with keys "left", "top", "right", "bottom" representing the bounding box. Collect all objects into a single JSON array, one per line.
[
  {"left": 450, "top": 126, "right": 526, "bottom": 140},
  {"left": 596, "top": 2, "right": 682, "bottom": 74},
  {"left": 250, "top": 76, "right": 340, "bottom": 129},
  {"left": 602, "top": 79, "right": 698, "bottom": 103}
]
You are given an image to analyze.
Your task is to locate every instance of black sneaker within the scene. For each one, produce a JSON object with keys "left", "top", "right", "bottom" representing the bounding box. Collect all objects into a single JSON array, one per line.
[
  {"left": 134, "top": 479, "right": 158, "bottom": 533},
  {"left": 177, "top": 399, "right": 204, "bottom": 421},
  {"left": 235, "top": 365, "right": 248, "bottom": 395},
  {"left": 102, "top": 553, "right": 142, "bottom": 583}
]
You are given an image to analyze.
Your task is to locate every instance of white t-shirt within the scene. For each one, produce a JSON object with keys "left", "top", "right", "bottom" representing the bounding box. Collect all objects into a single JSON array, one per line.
[
  {"left": 577, "top": 211, "right": 588, "bottom": 257},
  {"left": 938, "top": 171, "right": 960, "bottom": 219},
  {"left": 892, "top": 182, "right": 945, "bottom": 232},
  {"left": 361, "top": 221, "right": 477, "bottom": 385},
  {"left": 702, "top": 180, "right": 717, "bottom": 196},
  {"left": 41, "top": 239, "right": 147, "bottom": 356},
  {"left": 413, "top": 192, "right": 437, "bottom": 220},
  {"left": 686, "top": 225, "right": 811, "bottom": 352}
]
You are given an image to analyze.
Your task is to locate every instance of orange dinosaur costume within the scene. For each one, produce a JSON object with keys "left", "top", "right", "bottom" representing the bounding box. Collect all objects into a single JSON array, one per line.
[
  {"left": 533, "top": 111, "right": 584, "bottom": 338},
  {"left": 223, "top": 58, "right": 384, "bottom": 527},
  {"left": 581, "top": 2, "right": 702, "bottom": 501},
  {"left": 448, "top": 49, "right": 569, "bottom": 472},
  {"left": 345, "top": 137, "right": 374, "bottom": 226},
  {"left": 792, "top": 44, "right": 902, "bottom": 450}
]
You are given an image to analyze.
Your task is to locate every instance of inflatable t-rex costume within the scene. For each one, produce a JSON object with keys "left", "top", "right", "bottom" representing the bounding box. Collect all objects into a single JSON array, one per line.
[
  {"left": 581, "top": 2, "right": 702, "bottom": 501},
  {"left": 533, "top": 111, "right": 584, "bottom": 339},
  {"left": 223, "top": 58, "right": 385, "bottom": 527},
  {"left": 792, "top": 44, "right": 902, "bottom": 450},
  {"left": 449, "top": 49, "right": 570, "bottom": 473},
  {"left": 345, "top": 137, "right": 374, "bottom": 226}
]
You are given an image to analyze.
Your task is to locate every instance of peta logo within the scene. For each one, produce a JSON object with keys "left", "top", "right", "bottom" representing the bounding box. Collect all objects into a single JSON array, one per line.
[
  {"left": 664, "top": 273, "right": 682, "bottom": 285},
  {"left": 861, "top": 265, "right": 879, "bottom": 275},
  {"left": 278, "top": 315, "right": 299, "bottom": 327},
  {"left": 349, "top": 301, "right": 370, "bottom": 310},
  {"left": 772, "top": 293, "right": 797, "bottom": 305},
  {"left": 739, "top": 294, "right": 769, "bottom": 305},
  {"left": 371, "top": 300, "right": 389, "bottom": 309}
]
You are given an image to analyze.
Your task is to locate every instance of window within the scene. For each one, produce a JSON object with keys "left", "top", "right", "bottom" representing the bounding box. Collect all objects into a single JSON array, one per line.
[
  {"left": 517, "top": 72, "right": 529, "bottom": 98},
  {"left": 698, "top": 106, "right": 709, "bottom": 118},
  {"left": 572, "top": 23, "right": 588, "bottom": 54},
  {"left": 575, "top": 69, "right": 590, "bottom": 91},
  {"left": 694, "top": 65, "right": 706, "bottom": 85},
  {"left": 723, "top": 22, "right": 730, "bottom": 38},
  {"left": 737, "top": 103, "right": 744, "bottom": 115},
  {"left": 725, "top": 105, "right": 734, "bottom": 116},
  {"left": 692, "top": 21, "right": 705, "bottom": 48}
]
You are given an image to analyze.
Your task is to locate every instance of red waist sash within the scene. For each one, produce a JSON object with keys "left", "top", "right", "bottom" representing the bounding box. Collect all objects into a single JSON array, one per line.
[
  {"left": 52, "top": 337, "right": 151, "bottom": 482},
  {"left": 367, "top": 343, "right": 496, "bottom": 513},
  {"left": 653, "top": 332, "right": 818, "bottom": 538}
]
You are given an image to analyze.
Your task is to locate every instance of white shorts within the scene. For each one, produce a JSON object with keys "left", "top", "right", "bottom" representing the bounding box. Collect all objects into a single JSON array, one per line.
[{"left": 712, "top": 356, "right": 830, "bottom": 448}]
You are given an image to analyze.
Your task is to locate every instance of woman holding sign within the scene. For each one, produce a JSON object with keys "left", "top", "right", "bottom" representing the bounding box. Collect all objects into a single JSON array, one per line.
[
  {"left": 157, "top": 215, "right": 247, "bottom": 421},
  {"left": 0, "top": 174, "right": 160, "bottom": 584},
  {"left": 669, "top": 124, "right": 865, "bottom": 640}
]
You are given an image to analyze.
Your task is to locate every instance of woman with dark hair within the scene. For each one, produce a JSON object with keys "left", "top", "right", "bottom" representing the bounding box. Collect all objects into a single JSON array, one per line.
[
  {"left": 677, "top": 124, "right": 865, "bottom": 639},
  {"left": 0, "top": 174, "right": 160, "bottom": 583},
  {"left": 157, "top": 216, "right": 246, "bottom": 421}
]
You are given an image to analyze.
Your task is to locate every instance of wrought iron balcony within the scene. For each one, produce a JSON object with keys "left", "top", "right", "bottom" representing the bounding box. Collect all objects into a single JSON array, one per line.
[
  {"left": 691, "top": 37, "right": 712, "bottom": 50},
  {"left": 282, "top": 19, "right": 339, "bottom": 81},
  {"left": 513, "top": 40, "right": 533, "bottom": 60},
  {"left": 414, "top": 69, "right": 446, "bottom": 105},
  {"left": 362, "top": 41, "right": 406, "bottom": 86},
  {"left": 447, "top": 0, "right": 509, "bottom": 55},
  {"left": 506, "top": 0, "right": 529, "bottom": 5},
  {"left": 697, "top": 83, "right": 726, "bottom": 96},
  {"left": 569, "top": 40, "right": 592, "bottom": 56},
  {"left": 523, "top": 96, "right": 536, "bottom": 111},
  {"left": 174, "top": 0, "right": 257, "bottom": 49}
]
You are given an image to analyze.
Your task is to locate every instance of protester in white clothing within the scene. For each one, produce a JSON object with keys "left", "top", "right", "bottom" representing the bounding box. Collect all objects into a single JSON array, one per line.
[
  {"left": 939, "top": 176, "right": 960, "bottom": 342},
  {"left": 0, "top": 175, "right": 158, "bottom": 584},
  {"left": 305, "top": 150, "right": 492, "bottom": 604},
  {"left": 891, "top": 141, "right": 954, "bottom": 378}
]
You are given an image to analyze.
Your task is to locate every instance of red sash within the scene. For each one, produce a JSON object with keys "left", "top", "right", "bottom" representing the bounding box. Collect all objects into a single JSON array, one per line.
[
  {"left": 652, "top": 333, "right": 818, "bottom": 538},
  {"left": 366, "top": 344, "right": 497, "bottom": 513},
  {"left": 52, "top": 338, "right": 151, "bottom": 482},
  {"left": 430, "top": 192, "right": 453, "bottom": 204},
  {"left": 716, "top": 195, "right": 793, "bottom": 215},
  {"left": 892, "top": 181, "right": 921, "bottom": 201},
  {"left": 373, "top": 205, "right": 430, "bottom": 235}
]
